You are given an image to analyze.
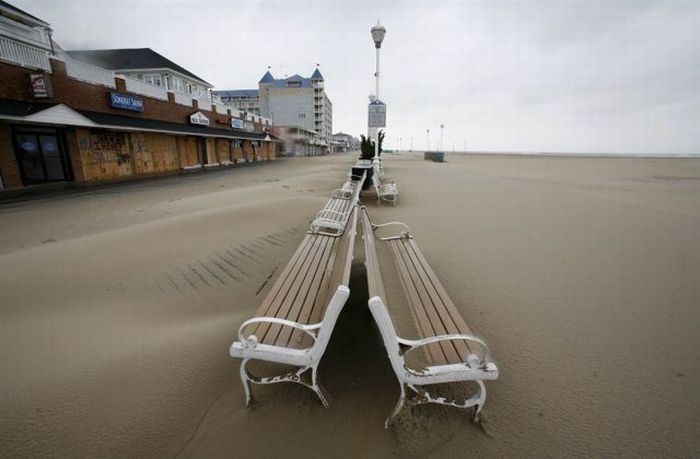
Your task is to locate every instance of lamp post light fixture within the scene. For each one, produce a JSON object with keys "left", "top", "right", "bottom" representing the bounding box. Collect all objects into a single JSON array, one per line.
[
  {"left": 440, "top": 124, "right": 444, "bottom": 151},
  {"left": 371, "top": 20, "right": 386, "bottom": 163}
]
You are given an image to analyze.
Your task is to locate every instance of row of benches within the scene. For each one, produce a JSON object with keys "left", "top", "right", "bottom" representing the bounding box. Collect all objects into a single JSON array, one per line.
[{"left": 230, "top": 170, "right": 497, "bottom": 426}]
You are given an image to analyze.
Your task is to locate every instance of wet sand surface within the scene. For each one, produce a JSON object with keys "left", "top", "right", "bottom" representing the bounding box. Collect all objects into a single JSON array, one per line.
[{"left": 1, "top": 154, "right": 699, "bottom": 457}]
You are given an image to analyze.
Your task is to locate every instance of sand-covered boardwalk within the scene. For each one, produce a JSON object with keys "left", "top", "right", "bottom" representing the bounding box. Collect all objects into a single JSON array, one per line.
[{"left": 1, "top": 154, "right": 699, "bottom": 457}]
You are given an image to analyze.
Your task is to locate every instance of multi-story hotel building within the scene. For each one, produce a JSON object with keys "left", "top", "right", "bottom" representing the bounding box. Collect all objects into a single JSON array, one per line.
[{"left": 214, "top": 68, "right": 333, "bottom": 152}]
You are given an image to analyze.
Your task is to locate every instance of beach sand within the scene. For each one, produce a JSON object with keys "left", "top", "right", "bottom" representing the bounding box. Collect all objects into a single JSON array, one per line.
[{"left": 1, "top": 153, "right": 699, "bottom": 457}]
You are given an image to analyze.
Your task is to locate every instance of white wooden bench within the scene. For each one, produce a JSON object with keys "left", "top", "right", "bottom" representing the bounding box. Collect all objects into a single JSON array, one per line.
[
  {"left": 230, "top": 206, "right": 358, "bottom": 407},
  {"left": 371, "top": 172, "right": 397, "bottom": 206},
  {"left": 310, "top": 172, "right": 365, "bottom": 236},
  {"left": 360, "top": 207, "right": 498, "bottom": 427}
]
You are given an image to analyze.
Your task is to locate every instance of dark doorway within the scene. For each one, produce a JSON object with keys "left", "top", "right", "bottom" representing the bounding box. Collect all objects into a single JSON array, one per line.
[
  {"left": 13, "top": 128, "right": 70, "bottom": 186},
  {"left": 199, "top": 138, "right": 208, "bottom": 165}
]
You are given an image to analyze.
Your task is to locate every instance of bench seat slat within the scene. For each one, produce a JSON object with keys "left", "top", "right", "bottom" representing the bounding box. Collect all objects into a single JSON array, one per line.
[
  {"left": 390, "top": 239, "right": 458, "bottom": 365},
  {"left": 252, "top": 234, "right": 315, "bottom": 320},
  {"left": 401, "top": 239, "right": 473, "bottom": 362},
  {"left": 252, "top": 236, "right": 325, "bottom": 343},
  {"left": 389, "top": 240, "right": 449, "bottom": 365},
  {"left": 279, "top": 237, "right": 337, "bottom": 348},
  {"left": 265, "top": 235, "right": 333, "bottom": 346}
]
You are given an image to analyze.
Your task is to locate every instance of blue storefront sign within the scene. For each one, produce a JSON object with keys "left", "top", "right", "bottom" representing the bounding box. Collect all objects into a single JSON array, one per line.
[
  {"left": 231, "top": 119, "right": 244, "bottom": 130},
  {"left": 110, "top": 92, "right": 144, "bottom": 112}
]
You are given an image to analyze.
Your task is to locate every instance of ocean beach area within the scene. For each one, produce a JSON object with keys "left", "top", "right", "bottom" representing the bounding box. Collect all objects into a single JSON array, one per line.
[{"left": 1, "top": 153, "right": 698, "bottom": 457}]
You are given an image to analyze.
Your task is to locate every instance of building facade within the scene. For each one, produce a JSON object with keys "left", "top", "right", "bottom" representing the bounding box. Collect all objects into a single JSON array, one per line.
[
  {"left": 214, "top": 68, "right": 333, "bottom": 153},
  {"left": 0, "top": 2, "right": 278, "bottom": 191},
  {"left": 214, "top": 89, "right": 260, "bottom": 115},
  {"left": 331, "top": 132, "right": 359, "bottom": 153},
  {"left": 66, "top": 48, "right": 213, "bottom": 104}
]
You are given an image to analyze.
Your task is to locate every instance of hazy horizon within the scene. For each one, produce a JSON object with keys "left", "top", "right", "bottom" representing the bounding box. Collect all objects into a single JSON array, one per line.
[{"left": 11, "top": 0, "right": 700, "bottom": 155}]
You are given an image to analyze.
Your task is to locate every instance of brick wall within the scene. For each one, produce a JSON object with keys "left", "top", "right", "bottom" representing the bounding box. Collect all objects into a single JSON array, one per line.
[{"left": 0, "top": 125, "right": 22, "bottom": 188}]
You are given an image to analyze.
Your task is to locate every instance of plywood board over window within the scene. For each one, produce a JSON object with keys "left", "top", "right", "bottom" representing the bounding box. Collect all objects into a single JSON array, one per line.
[
  {"left": 130, "top": 133, "right": 174, "bottom": 175},
  {"left": 76, "top": 128, "right": 133, "bottom": 181},
  {"left": 144, "top": 133, "right": 179, "bottom": 173},
  {"left": 207, "top": 139, "right": 219, "bottom": 164},
  {"left": 242, "top": 140, "right": 254, "bottom": 162},
  {"left": 177, "top": 137, "right": 199, "bottom": 168},
  {"left": 216, "top": 138, "right": 230, "bottom": 163},
  {"left": 232, "top": 142, "right": 244, "bottom": 162}
]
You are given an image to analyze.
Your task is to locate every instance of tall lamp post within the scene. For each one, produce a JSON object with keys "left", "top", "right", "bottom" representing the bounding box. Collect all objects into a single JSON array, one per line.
[
  {"left": 371, "top": 21, "right": 386, "bottom": 163},
  {"left": 426, "top": 128, "right": 430, "bottom": 151}
]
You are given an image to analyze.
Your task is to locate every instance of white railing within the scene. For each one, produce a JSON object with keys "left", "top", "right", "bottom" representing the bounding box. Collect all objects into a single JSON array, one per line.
[
  {"left": 196, "top": 97, "right": 212, "bottom": 111},
  {"left": 213, "top": 102, "right": 227, "bottom": 114},
  {"left": 0, "top": 35, "right": 51, "bottom": 71},
  {"left": 65, "top": 58, "right": 116, "bottom": 88},
  {"left": 124, "top": 77, "right": 168, "bottom": 100},
  {"left": 172, "top": 91, "right": 193, "bottom": 106}
]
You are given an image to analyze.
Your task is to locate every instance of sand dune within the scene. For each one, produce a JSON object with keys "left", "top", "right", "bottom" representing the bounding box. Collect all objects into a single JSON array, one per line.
[{"left": 1, "top": 154, "right": 699, "bottom": 457}]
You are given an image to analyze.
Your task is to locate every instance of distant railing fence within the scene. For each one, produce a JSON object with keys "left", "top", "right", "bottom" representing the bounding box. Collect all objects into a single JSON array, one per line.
[{"left": 65, "top": 58, "right": 116, "bottom": 88}]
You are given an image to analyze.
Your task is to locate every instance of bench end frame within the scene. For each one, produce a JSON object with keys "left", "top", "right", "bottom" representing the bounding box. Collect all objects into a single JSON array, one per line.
[
  {"left": 233, "top": 285, "right": 350, "bottom": 408},
  {"left": 368, "top": 296, "right": 498, "bottom": 427}
]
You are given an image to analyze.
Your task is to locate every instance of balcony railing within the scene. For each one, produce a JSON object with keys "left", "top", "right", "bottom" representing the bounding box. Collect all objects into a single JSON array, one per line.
[
  {"left": 195, "top": 97, "right": 212, "bottom": 111},
  {"left": 65, "top": 58, "right": 116, "bottom": 88},
  {"left": 0, "top": 35, "right": 51, "bottom": 71},
  {"left": 213, "top": 102, "right": 227, "bottom": 114},
  {"left": 172, "top": 91, "right": 193, "bottom": 106},
  {"left": 124, "top": 76, "right": 168, "bottom": 100}
]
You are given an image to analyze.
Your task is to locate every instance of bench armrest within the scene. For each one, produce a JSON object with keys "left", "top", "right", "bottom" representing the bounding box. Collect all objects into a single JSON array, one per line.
[
  {"left": 372, "top": 221, "right": 410, "bottom": 240},
  {"left": 316, "top": 209, "right": 349, "bottom": 219},
  {"left": 397, "top": 334, "right": 492, "bottom": 367},
  {"left": 237, "top": 317, "right": 322, "bottom": 348}
]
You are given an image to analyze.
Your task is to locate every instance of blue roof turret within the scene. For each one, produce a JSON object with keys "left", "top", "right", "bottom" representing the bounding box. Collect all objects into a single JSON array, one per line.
[{"left": 259, "top": 70, "right": 274, "bottom": 83}]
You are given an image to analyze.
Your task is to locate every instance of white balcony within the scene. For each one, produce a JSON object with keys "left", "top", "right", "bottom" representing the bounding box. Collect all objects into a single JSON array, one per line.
[
  {"left": 124, "top": 76, "right": 168, "bottom": 100},
  {"left": 65, "top": 58, "right": 116, "bottom": 88},
  {"left": 0, "top": 35, "right": 51, "bottom": 71}
]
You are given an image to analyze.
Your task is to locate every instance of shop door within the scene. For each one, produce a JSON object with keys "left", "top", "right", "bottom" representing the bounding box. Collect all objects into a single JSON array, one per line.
[{"left": 14, "top": 131, "right": 69, "bottom": 185}]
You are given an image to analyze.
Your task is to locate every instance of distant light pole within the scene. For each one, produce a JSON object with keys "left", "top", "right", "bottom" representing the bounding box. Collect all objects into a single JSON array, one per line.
[
  {"left": 398, "top": 137, "right": 402, "bottom": 151},
  {"left": 426, "top": 128, "right": 430, "bottom": 151},
  {"left": 410, "top": 137, "right": 413, "bottom": 151},
  {"left": 371, "top": 20, "right": 386, "bottom": 163},
  {"left": 439, "top": 124, "right": 444, "bottom": 151}
]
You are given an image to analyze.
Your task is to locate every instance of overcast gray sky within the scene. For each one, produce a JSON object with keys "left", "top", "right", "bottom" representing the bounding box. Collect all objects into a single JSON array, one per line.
[{"left": 13, "top": 0, "right": 700, "bottom": 154}]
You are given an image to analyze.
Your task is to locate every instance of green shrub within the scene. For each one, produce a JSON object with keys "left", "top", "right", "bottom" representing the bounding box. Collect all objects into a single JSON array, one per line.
[{"left": 359, "top": 131, "right": 384, "bottom": 160}]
